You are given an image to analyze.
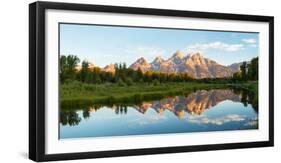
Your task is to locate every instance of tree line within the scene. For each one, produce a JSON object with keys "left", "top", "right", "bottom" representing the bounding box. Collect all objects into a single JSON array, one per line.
[
  {"left": 60, "top": 55, "right": 258, "bottom": 85},
  {"left": 232, "top": 57, "right": 258, "bottom": 81}
]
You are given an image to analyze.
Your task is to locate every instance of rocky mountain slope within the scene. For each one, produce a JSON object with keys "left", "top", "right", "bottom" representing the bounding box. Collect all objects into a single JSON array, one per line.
[{"left": 129, "top": 50, "right": 238, "bottom": 78}]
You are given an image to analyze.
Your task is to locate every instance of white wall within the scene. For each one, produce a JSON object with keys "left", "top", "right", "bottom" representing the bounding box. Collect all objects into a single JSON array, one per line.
[{"left": 0, "top": 0, "right": 280, "bottom": 162}]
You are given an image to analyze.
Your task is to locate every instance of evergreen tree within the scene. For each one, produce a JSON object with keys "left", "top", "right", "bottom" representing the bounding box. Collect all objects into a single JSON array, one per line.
[
  {"left": 80, "top": 60, "right": 90, "bottom": 82},
  {"left": 240, "top": 62, "right": 247, "bottom": 81}
]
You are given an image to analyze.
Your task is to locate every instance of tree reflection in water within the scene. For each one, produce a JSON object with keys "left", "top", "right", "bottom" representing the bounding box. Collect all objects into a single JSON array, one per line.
[{"left": 60, "top": 88, "right": 257, "bottom": 126}]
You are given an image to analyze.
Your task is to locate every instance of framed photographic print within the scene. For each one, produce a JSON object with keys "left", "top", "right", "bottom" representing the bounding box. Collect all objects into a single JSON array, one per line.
[{"left": 29, "top": 1, "right": 274, "bottom": 162}]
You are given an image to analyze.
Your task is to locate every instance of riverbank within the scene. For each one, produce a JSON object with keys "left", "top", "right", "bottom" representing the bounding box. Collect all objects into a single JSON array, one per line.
[
  {"left": 60, "top": 81, "right": 258, "bottom": 109},
  {"left": 61, "top": 81, "right": 227, "bottom": 108}
]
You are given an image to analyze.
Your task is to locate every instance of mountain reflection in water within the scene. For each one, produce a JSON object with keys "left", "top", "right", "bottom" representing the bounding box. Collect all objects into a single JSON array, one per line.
[{"left": 60, "top": 88, "right": 258, "bottom": 139}]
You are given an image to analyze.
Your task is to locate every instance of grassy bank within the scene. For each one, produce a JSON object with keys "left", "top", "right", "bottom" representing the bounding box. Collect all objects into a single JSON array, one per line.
[
  {"left": 61, "top": 81, "right": 229, "bottom": 108},
  {"left": 60, "top": 80, "right": 258, "bottom": 109}
]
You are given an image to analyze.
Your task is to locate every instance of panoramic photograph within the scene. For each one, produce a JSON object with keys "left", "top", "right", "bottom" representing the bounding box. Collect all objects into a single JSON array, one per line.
[{"left": 59, "top": 23, "right": 259, "bottom": 139}]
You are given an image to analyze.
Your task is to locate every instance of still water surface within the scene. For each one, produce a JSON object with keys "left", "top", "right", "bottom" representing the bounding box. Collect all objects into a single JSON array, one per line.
[{"left": 60, "top": 89, "right": 258, "bottom": 139}]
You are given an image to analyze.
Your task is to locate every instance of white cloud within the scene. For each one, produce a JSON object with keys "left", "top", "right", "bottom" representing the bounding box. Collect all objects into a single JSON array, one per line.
[
  {"left": 241, "top": 38, "right": 257, "bottom": 48},
  {"left": 244, "top": 120, "right": 258, "bottom": 127},
  {"left": 249, "top": 44, "right": 257, "bottom": 47},
  {"left": 128, "top": 114, "right": 167, "bottom": 126},
  {"left": 242, "top": 38, "right": 257, "bottom": 44},
  {"left": 187, "top": 41, "right": 244, "bottom": 52},
  {"left": 188, "top": 114, "right": 247, "bottom": 125}
]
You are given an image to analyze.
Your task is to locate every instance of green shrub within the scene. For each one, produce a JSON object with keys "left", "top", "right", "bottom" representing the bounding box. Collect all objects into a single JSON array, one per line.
[
  {"left": 117, "top": 79, "right": 126, "bottom": 87},
  {"left": 125, "top": 78, "right": 134, "bottom": 86},
  {"left": 152, "top": 80, "right": 160, "bottom": 86}
]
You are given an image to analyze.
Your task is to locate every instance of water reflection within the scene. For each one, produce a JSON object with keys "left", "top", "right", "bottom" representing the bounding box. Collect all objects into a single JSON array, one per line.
[
  {"left": 60, "top": 88, "right": 258, "bottom": 138},
  {"left": 61, "top": 89, "right": 257, "bottom": 125},
  {"left": 60, "top": 111, "right": 81, "bottom": 126}
]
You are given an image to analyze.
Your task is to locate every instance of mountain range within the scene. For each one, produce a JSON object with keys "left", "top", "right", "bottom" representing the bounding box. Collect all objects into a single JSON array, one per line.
[
  {"left": 129, "top": 50, "right": 242, "bottom": 78},
  {"left": 77, "top": 50, "right": 245, "bottom": 79}
]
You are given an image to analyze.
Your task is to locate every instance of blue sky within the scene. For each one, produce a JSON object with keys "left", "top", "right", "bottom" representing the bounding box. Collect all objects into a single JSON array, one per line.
[{"left": 60, "top": 23, "right": 259, "bottom": 67}]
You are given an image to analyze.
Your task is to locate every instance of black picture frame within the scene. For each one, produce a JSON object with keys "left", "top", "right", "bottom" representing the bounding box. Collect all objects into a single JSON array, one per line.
[{"left": 29, "top": 1, "right": 274, "bottom": 162}]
